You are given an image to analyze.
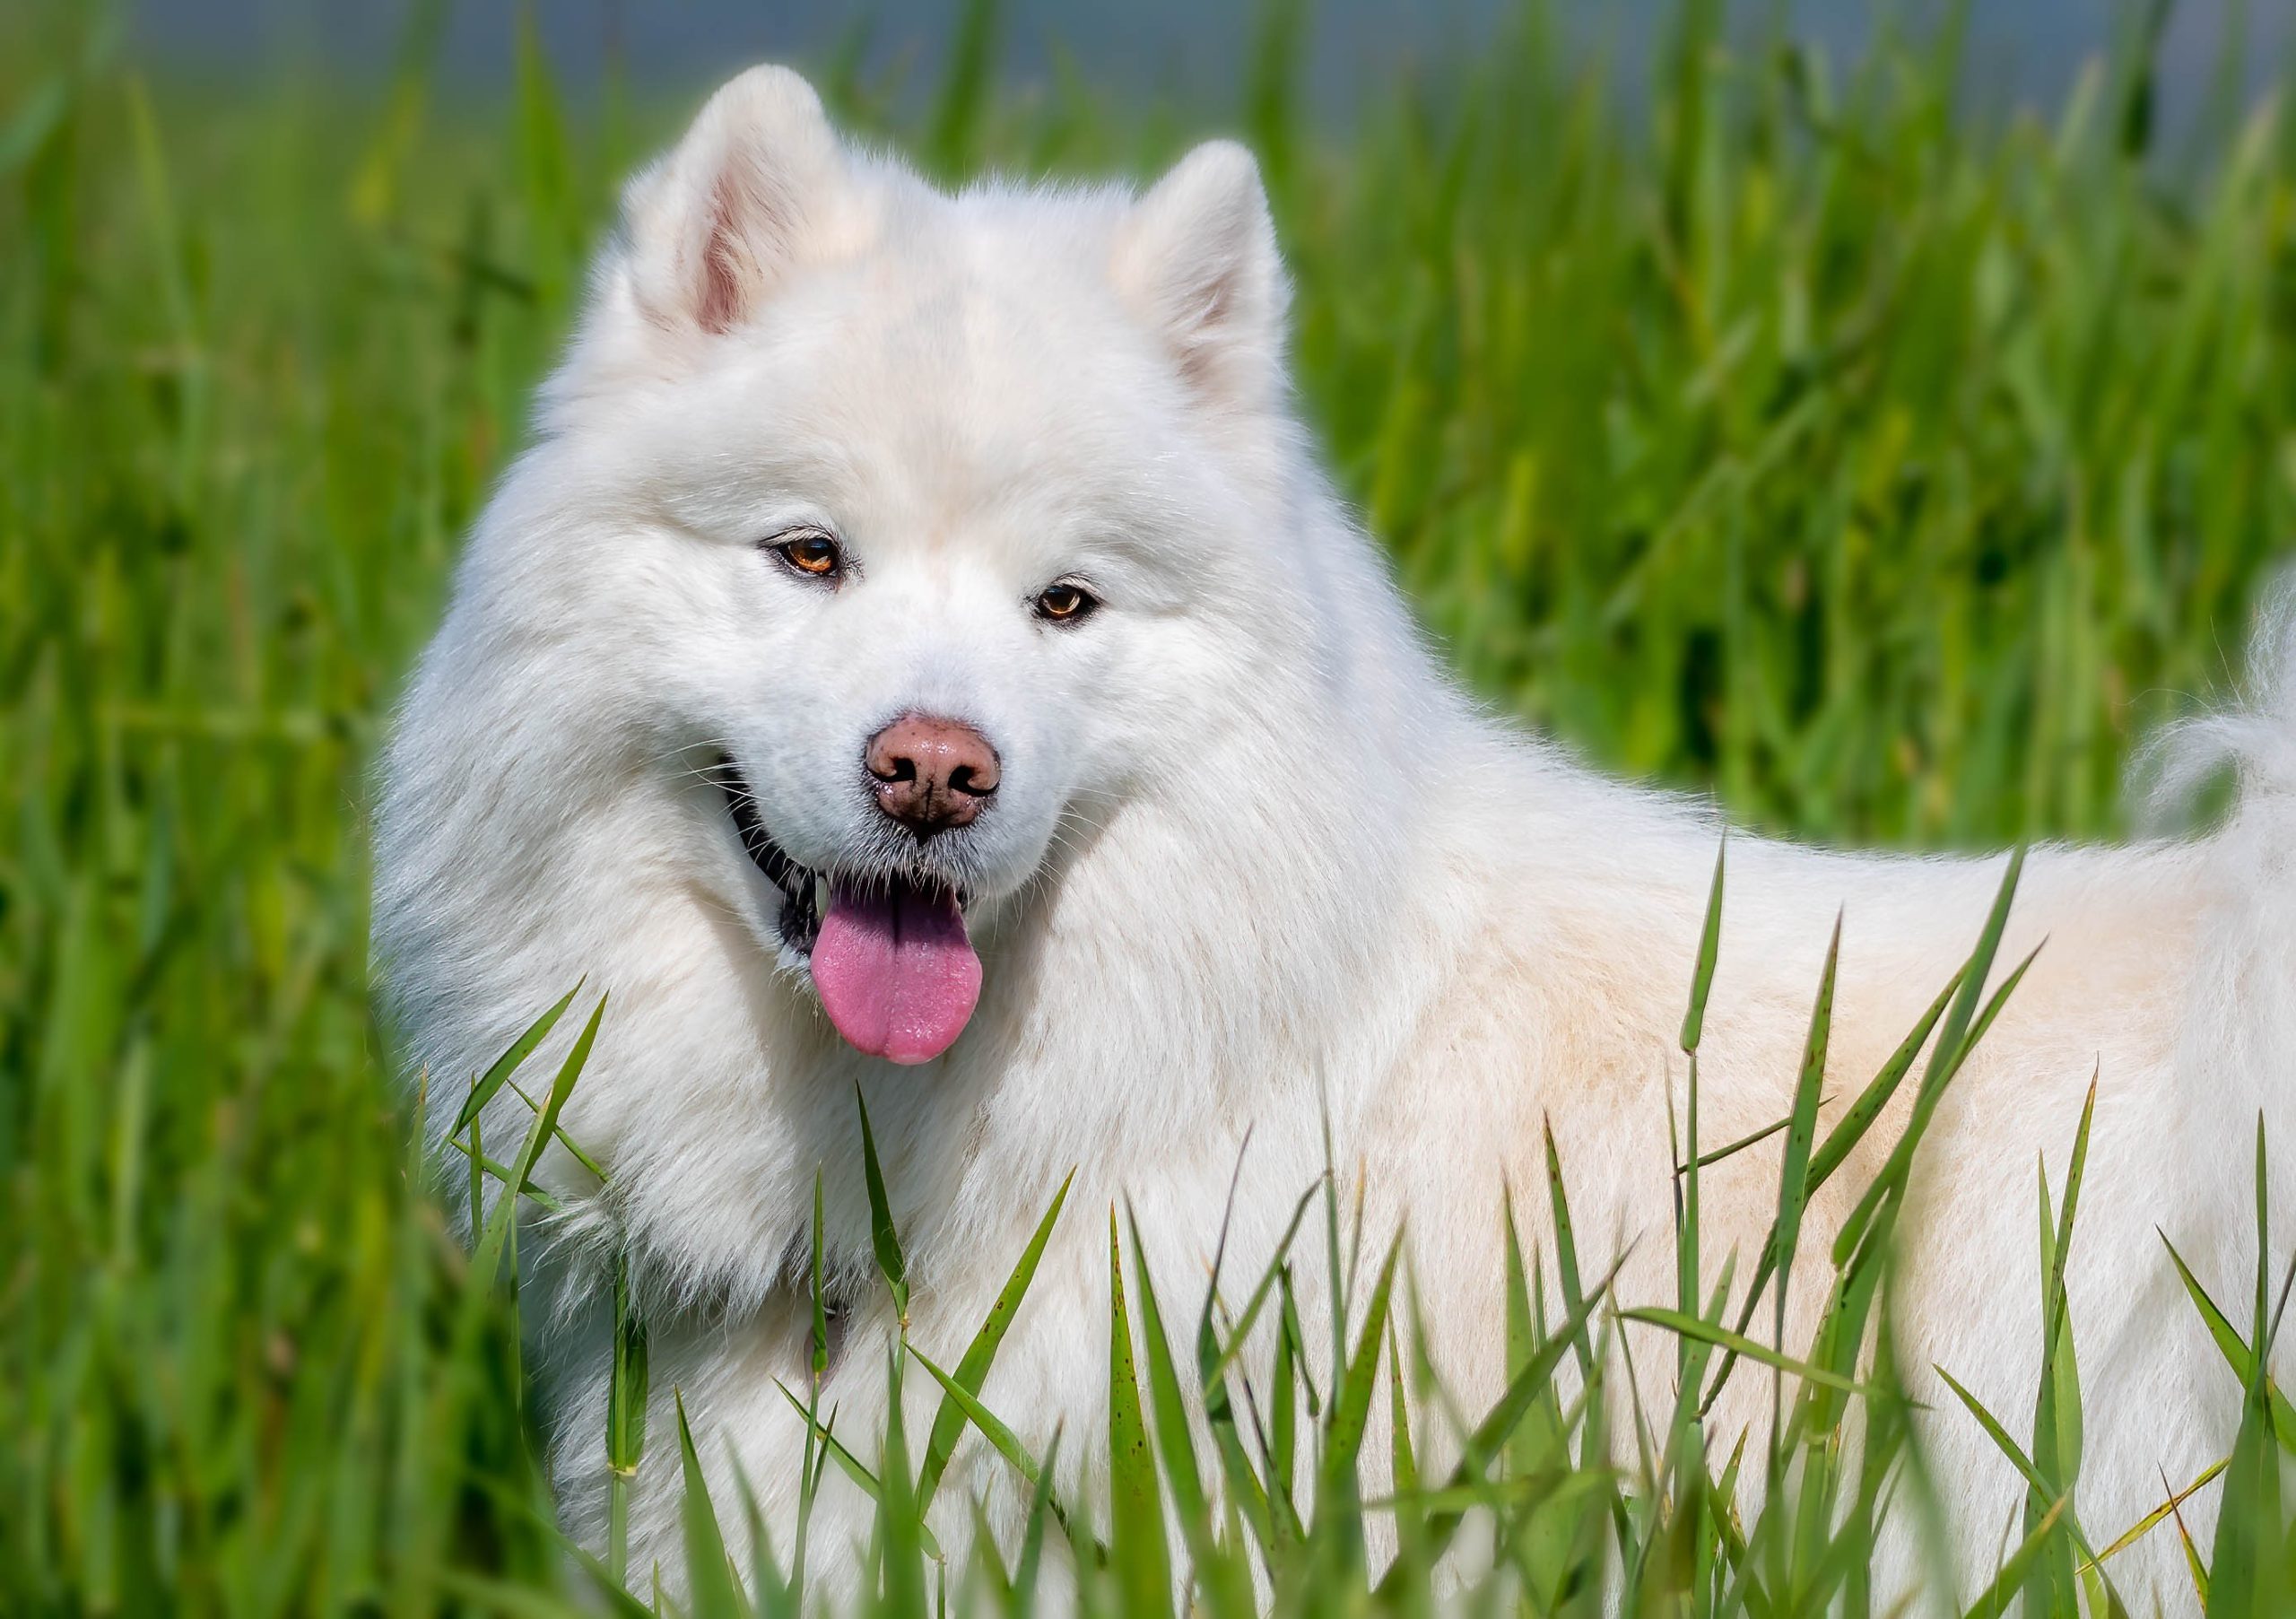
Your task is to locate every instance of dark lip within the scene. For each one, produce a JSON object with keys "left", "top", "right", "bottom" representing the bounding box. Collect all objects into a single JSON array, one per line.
[
  {"left": 709, "top": 755, "right": 823, "bottom": 956},
  {"left": 709, "top": 755, "right": 974, "bottom": 961}
]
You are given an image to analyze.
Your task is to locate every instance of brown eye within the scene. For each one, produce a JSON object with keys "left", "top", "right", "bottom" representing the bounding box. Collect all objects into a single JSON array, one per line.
[
  {"left": 773, "top": 531, "right": 842, "bottom": 579},
  {"left": 1034, "top": 580, "right": 1097, "bottom": 623}
]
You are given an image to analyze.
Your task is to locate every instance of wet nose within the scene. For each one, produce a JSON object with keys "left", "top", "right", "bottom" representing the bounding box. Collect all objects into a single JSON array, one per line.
[{"left": 865, "top": 714, "right": 1000, "bottom": 836}]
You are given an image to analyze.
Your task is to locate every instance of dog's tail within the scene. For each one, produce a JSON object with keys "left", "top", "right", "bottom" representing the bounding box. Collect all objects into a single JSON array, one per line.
[
  {"left": 2142, "top": 576, "right": 2296, "bottom": 1208},
  {"left": 2142, "top": 574, "right": 2296, "bottom": 843}
]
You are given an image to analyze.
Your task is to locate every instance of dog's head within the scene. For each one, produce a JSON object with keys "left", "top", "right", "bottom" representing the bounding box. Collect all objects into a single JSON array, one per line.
[{"left": 516, "top": 68, "right": 1304, "bottom": 1065}]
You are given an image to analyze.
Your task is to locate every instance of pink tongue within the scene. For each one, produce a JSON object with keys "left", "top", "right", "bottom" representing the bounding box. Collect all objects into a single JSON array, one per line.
[{"left": 810, "top": 879, "right": 982, "bottom": 1065}]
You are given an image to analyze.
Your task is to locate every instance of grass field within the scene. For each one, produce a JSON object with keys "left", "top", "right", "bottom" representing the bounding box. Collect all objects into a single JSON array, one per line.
[{"left": 7, "top": 1, "right": 2296, "bottom": 1613}]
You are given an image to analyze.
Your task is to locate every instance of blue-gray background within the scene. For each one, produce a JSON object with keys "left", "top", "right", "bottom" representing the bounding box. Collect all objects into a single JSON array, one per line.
[{"left": 132, "top": 1, "right": 2292, "bottom": 139}]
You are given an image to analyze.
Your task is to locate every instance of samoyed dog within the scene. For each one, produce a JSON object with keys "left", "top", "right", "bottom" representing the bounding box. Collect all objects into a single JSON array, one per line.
[{"left": 376, "top": 65, "right": 2290, "bottom": 1606}]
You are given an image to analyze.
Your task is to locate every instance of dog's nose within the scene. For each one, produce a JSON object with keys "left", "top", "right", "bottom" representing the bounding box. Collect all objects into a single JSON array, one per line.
[{"left": 865, "top": 715, "right": 999, "bottom": 835}]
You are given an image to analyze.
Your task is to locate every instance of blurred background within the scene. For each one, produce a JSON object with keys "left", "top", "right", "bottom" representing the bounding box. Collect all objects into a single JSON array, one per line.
[
  {"left": 128, "top": 1, "right": 2296, "bottom": 140},
  {"left": 5, "top": 1, "right": 2295, "bottom": 1611}
]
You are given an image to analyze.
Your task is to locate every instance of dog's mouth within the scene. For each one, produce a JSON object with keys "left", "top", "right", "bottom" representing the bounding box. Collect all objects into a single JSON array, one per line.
[
  {"left": 714, "top": 755, "right": 827, "bottom": 955},
  {"left": 712, "top": 756, "right": 983, "bottom": 1066}
]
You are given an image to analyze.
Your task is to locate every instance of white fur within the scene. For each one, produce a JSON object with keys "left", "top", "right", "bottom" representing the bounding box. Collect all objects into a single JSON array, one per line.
[{"left": 375, "top": 66, "right": 2283, "bottom": 1610}]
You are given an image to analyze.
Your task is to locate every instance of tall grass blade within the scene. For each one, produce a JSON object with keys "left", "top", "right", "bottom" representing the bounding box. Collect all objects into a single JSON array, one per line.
[
  {"left": 907, "top": 1345, "right": 1049, "bottom": 1496},
  {"left": 605, "top": 1252, "right": 648, "bottom": 1588},
  {"left": 1011, "top": 1430, "right": 1063, "bottom": 1619},
  {"left": 1680, "top": 836, "right": 1726, "bottom": 1053},
  {"left": 811, "top": 1169, "right": 830, "bottom": 1386},
  {"left": 1622, "top": 1307, "right": 1880, "bottom": 1398},
  {"left": 916, "top": 1170, "right": 1073, "bottom": 1512},
  {"left": 1961, "top": 1496, "right": 2070, "bottom": 1619},
  {"left": 1770, "top": 910, "right": 1839, "bottom": 1365},
  {"left": 874, "top": 1345, "right": 928, "bottom": 1616},
  {"left": 1310, "top": 1234, "right": 1401, "bottom": 1583},
  {"left": 1805, "top": 966, "right": 1964, "bottom": 1188},
  {"left": 470, "top": 993, "right": 604, "bottom": 1288},
  {"left": 2083, "top": 1458, "right": 2227, "bottom": 1574},
  {"left": 1543, "top": 1119, "right": 1596, "bottom": 1380},
  {"left": 857, "top": 1087, "right": 910, "bottom": 1327},
  {"left": 1106, "top": 1210, "right": 1170, "bottom": 1615},
  {"left": 451, "top": 982, "right": 581, "bottom": 1138},
  {"left": 2205, "top": 1117, "right": 2286, "bottom": 1614},
  {"left": 1833, "top": 849, "right": 2029, "bottom": 1267},
  {"left": 1376, "top": 1253, "right": 1630, "bottom": 1591},
  {"left": 2160, "top": 1232, "right": 2296, "bottom": 1449},
  {"left": 673, "top": 1390, "right": 751, "bottom": 1619},
  {"left": 1127, "top": 1211, "right": 1249, "bottom": 1615}
]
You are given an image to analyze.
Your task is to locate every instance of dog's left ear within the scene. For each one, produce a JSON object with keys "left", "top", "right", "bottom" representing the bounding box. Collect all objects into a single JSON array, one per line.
[{"left": 1113, "top": 142, "right": 1290, "bottom": 409}]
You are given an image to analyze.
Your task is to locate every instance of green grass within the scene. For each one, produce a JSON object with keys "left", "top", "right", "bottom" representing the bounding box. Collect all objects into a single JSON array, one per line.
[{"left": 6, "top": 0, "right": 2296, "bottom": 1613}]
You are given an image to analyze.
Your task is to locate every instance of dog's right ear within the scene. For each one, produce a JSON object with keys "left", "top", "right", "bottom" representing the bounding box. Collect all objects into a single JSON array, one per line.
[{"left": 620, "top": 65, "right": 846, "bottom": 335}]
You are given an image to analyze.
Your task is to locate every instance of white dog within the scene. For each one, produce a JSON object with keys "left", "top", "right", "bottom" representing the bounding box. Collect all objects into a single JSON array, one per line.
[{"left": 375, "top": 65, "right": 2290, "bottom": 1608}]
